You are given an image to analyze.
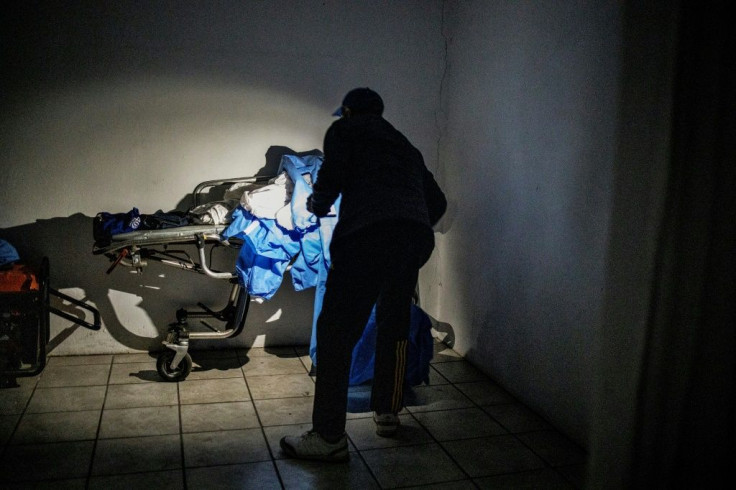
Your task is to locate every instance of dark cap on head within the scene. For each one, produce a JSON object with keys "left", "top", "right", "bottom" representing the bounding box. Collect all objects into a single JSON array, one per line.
[{"left": 332, "top": 87, "right": 384, "bottom": 117}]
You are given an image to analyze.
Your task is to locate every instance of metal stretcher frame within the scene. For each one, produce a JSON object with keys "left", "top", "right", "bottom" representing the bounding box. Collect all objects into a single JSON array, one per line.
[{"left": 92, "top": 174, "right": 275, "bottom": 381}]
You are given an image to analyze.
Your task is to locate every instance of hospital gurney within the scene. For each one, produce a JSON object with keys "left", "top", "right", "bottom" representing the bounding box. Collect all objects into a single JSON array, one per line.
[
  {"left": 92, "top": 174, "right": 275, "bottom": 382},
  {"left": 92, "top": 153, "right": 433, "bottom": 386}
]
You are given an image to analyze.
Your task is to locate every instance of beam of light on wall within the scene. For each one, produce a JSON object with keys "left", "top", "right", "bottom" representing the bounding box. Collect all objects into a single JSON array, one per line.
[
  {"left": 0, "top": 77, "right": 331, "bottom": 228},
  {"left": 253, "top": 334, "right": 266, "bottom": 348},
  {"left": 266, "top": 308, "right": 283, "bottom": 323},
  {"left": 107, "top": 289, "right": 159, "bottom": 338}
]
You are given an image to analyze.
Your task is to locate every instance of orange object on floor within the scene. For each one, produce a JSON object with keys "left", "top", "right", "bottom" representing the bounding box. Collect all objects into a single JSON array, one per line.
[{"left": 0, "top": 264, "right": 40, "bottom": 292}]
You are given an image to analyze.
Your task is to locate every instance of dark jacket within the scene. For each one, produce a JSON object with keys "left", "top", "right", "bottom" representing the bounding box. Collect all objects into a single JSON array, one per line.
[{"left": 308, "top": 114, "right": 446, "bottom": 246}]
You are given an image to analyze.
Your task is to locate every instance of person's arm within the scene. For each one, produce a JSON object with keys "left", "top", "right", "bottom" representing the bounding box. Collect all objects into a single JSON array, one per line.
[{"left": 308, "top": 124, "right": 345, "bottom": 217}]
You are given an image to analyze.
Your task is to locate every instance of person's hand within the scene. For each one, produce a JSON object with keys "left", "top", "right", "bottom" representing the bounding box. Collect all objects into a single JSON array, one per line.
[{"left": 307, "top": 193, "right": 331, "bottom": 217}]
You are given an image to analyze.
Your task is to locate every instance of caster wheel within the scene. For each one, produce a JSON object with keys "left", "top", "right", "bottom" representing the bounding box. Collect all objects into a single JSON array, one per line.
[{"left": 156, "top": 350, "right": 193, "bottom": 382}]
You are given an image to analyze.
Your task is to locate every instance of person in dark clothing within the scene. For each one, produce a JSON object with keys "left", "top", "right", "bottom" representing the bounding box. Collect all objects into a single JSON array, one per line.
[{"left": 280, "top": 88, "right": 446, "bottom": 462}]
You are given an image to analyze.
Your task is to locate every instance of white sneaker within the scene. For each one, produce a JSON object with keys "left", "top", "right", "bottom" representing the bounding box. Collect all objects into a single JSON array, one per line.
[
  {"left": 373, "top": 412, "right": 400, "bottom": 437},
  {"left": 280, "top": 430, "right": 349, "bottom": 463}
]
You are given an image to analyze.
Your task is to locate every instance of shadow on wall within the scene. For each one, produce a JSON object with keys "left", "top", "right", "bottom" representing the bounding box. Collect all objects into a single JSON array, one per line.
[
  {"left": 1, "top": 214, "right": 316, "bottom": 355},
  {"left": 170, "top": 146, "right": 325, "bottom": 212},
  {"left": 0, "top": 147, "right": 325, "bottom": 355}
]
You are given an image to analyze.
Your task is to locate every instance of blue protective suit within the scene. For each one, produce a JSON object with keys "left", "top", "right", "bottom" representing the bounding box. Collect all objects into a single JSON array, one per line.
[
  {"left": 222, "top": 208, "right": 304, "bottom": 300},
  {"left": 221, "top": 155, "right": 324, "bottom": 299}
]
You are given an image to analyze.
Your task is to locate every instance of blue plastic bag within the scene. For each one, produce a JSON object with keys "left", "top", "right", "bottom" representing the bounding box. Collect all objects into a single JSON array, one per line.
[
  {"left": 0, "top": 239, "right": 20, "bottom": 267},
  {"left": 348, "top": 304, "right": 434, "bottom": 386},
  {"left": 224, "top": 207, "right": 301, "bottom": 300}
]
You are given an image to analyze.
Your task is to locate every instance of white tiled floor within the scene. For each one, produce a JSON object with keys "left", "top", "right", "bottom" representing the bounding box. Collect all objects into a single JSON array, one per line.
[{"left": 0, "top": 341, "right": 587, "bottom": 488}]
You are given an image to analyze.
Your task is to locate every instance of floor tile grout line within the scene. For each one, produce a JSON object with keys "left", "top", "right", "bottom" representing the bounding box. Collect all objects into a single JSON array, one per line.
[
  {"left": 176, "top": 379, "right": 189, "bottom": 490},
  {"left": 414, "top": 358, "right": 557, "bottom": 483},
  {"left": 509, "top": 430, "right": 586, "bottom": 487},
  {"left": 438, "top": 365, "right": 587, "bottom": 487},
  {"left": 448, "top": 371, "right": 561, "bottom": 473},
  {"left": 85, "top": 356, "right": 114, "bottom": 488},
  {"left": 0, "top": 376, "right": 40, "bottom": 473},
  {"left": 412, "top": 376, "right": 572, "bottom": 486},
  {"left": 464, "top": 382, "right": 588, "bottom": 474},
  {"left": 238, "top": 349, "right": 287, "bottom": 489},
  {"left": 404, "top": 403, "right": 481, "bottom": 486},
  {"left": 432, "top": 352, "right": 587, "bottom": 445},
  {"left": 345, "top": 424, "right": 384, "bottom": 488}
]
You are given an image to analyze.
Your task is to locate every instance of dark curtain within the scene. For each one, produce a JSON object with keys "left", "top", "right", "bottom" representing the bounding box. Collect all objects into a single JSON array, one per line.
[{"left": 630, "top": 2, "right": 735, "bottom": 487}]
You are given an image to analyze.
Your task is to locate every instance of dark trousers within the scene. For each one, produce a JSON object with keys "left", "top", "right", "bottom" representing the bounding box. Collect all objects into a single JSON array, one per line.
[{"left": 312, "top": 220, "right": 433, "bottom": 440}]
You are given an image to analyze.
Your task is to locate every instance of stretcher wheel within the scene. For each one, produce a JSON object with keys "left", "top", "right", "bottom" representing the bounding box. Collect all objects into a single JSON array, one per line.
[{"left": 156, "top": 350, "right": 193, "bottom": 382}]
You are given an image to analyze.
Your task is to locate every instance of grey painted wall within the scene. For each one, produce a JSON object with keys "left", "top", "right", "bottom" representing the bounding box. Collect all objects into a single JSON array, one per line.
[
  {"left": 433, "top": 1, "right": 622, "bottom": 446},
  {"left": 0, "top": 1, "right": 445, "bottom": 353}
]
